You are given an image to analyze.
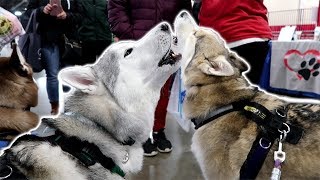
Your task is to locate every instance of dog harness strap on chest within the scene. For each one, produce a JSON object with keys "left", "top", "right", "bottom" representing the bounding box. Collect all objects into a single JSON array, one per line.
[
  {"left": 47, "top": 131, "right": 126, "bottom": 178},
  {"left": 191, "top": 100, "right": 303, "bottom": 144},
  {"left": 191, "top": 99, "right": 304, "bottom": 179}
]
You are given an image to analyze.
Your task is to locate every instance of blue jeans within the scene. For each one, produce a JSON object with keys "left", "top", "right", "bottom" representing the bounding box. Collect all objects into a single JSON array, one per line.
[{"left": 41, "top": 43, "right": 60, "bottom": 103}]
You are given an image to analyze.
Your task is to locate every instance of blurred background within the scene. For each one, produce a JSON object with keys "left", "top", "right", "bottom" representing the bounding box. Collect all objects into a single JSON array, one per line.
[{"left": 0, "top": 0, "right": 28, "bottom": 16}]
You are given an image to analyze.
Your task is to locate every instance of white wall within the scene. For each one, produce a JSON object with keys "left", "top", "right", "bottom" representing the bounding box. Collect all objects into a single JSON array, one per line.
[
  {"left": 300, "top": 0, "right": 319, "bottom": 9},
  {"left": 264, "top": 0, "right": 299, "bottom": 11},
  {"left": 264, "top": 0, "right": 319, "bottom": 12}
]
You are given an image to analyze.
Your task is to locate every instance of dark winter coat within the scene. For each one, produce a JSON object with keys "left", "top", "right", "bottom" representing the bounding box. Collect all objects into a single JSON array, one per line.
[
  {"left": 26, "top": 0, "right": 82, "bottom": 43},
  {"left": 108, "top": 0, "right": 192, "bottom": 40},
  {"left": 78, "top": 0, "right": 112, "bottom": 42}
]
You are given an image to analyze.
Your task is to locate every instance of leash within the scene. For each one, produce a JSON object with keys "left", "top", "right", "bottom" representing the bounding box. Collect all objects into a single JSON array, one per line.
[{"left": 191, "top": 99, "right": 304, "bottom": 179}]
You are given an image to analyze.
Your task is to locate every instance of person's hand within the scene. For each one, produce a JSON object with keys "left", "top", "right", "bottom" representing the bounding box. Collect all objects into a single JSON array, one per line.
[
  {"left": 57, "top": 11, "right": 67, "bottom": 20},
  {"left": 114, "top": 37, "right": 119, "bottom": 42},
  {"left": 43, "top": 4, "right": 53, "bottom": 14}
]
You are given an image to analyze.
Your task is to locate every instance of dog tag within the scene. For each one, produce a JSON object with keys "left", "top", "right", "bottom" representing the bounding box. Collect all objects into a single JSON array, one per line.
[{"left": 122, "top": 151, "right": 129, "bottom": 164}]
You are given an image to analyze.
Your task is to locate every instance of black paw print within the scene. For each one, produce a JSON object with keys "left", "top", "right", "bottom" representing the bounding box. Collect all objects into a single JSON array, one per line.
[{"left": 298, "top": 58, "right": 320, "bottom": 80}]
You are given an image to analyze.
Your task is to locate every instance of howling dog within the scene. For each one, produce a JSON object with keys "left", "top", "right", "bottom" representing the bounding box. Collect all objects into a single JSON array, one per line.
[
  {"left": 174, "top": 11, "right": 320, "bottom": 180},
  {"left": 0, "top": 22, "right": 181, "bottom": 179}
]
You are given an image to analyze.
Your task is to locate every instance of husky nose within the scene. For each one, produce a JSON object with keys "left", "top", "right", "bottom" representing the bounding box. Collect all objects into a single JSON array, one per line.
[
  {"left": 180, "top": 11, "right": 187, "bottom": 18},
  {"left": 161, "top": 24, "right": 169, "bottom": 31}
]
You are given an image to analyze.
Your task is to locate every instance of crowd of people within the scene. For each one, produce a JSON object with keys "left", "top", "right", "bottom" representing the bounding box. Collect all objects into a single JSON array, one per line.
[{"left": 18, "top": 0, "right": 272, "bottom": 157}]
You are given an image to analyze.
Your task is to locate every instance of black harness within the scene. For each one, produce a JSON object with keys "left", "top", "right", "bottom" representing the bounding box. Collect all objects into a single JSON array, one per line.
[
  {"left": 191, "top": 99, "right": 304, "bottom": 179},
  {"left": 48, "top": 131, "right": 127, "bottom": 177},
  {"left": 1, "top": 130, "right": 132, "bottom": 179}
]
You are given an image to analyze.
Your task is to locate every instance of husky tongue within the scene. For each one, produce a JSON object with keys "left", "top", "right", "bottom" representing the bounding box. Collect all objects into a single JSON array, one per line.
[{"left": 158, "top": 50, "right": 182, "bottom": 67}]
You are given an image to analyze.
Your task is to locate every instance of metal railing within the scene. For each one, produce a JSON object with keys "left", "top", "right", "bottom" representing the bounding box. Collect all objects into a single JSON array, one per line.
[{"left": 267, "top": 8, "right": 318, "bottom": 39}]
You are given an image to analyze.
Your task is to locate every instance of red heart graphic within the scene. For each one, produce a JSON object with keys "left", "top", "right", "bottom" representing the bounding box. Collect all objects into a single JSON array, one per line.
[{"left": 283, "top": 49, "right": 320, "bottom": 80}]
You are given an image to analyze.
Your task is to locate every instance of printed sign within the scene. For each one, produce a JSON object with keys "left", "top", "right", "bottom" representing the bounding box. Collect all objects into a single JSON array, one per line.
[{"left": 270, "top": 41, "right": 320, "bottom": 96}]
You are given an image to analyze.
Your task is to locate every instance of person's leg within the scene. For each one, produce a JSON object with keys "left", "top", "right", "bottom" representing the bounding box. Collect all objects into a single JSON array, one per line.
[
  {"left": 154, "top": 76, "right": 174, "bottom": 152},
  {"left": 143, "top": 76, "right": 174, "bottom": 156},
  {"left": 153, "top": 76, "right": 173, "bottom": 132},
  {"left": 231, "top": 41, "right": 269, "bottom": 85},
  {"left": 41, "top": 43, "right": 60, "bottom": 115}
]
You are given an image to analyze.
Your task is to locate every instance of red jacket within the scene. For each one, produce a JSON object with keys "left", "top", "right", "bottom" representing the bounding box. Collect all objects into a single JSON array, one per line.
[
  {"left": 199, "top": 0, "right": 272, "bottom": 43},
  {"left": 108, "top": 0, "right": 191, "bottom": 40}
]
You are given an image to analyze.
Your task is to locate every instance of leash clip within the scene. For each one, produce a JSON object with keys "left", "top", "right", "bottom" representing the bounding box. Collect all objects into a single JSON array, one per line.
[
  {"left": 278, "top": 123, "right": 290, "bottom": 142},
  {"left": 271, "top": 134, "right": 287, "bottom": 180}
]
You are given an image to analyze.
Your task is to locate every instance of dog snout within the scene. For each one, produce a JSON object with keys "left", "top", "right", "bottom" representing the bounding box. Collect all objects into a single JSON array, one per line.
[
  {"left": 180, "top": 11, "right": 188, "bottom": 18},
  {"left": 160, "top": 24, "right": 169, "bottom": 31}
]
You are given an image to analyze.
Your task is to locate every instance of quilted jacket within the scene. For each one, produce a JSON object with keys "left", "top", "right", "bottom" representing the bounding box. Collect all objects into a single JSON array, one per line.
[{"left": 108, "top": 0, "right": 191, "bottom": 40}]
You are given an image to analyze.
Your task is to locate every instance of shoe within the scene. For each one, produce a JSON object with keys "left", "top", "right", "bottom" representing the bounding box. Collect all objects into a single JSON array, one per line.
[
  {"left": 143, "top": 138, "right": 158, "bottom": 157},
  {"left": 50, "top": 101, "right": 59, "bottom": 115},
  {"left": 153, "top": 129, "right": 172, "bottom": 153}
]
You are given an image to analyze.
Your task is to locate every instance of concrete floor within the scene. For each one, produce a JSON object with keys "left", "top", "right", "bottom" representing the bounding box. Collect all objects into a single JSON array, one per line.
[
  {"left": 31, "top": 72, "right": 205, "bottom": 180},
  {"left": 127, "top": 113, "right": 204, "bottom": 180}
]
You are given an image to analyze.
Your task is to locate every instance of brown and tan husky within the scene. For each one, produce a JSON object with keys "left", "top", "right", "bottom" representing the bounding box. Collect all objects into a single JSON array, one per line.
[
  {"left": 174, "top": 11, "right": 320, "bottom": 179},
  {"left": 0, "top": 44, "right": 39, "bottom": 141}
]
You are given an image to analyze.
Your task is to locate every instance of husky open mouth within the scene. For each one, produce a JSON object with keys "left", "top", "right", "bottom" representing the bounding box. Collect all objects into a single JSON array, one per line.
[{"left": 158, "top": 49, "right": 182, "bottom": 67}]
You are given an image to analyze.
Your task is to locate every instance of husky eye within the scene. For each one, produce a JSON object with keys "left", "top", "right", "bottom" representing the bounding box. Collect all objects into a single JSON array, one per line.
[{"left": 124, "top": 48, "right": 133, "bottom": 57}]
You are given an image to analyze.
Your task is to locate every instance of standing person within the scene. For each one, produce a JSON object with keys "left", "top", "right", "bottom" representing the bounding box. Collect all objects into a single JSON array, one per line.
[
  {"left": 198, "top": 0, "right": 272, "bottom": 85},
  {"left": 26, "top": 0, "right": 82, "bottom": 115},
  {"left": 77, "top": 0, "right": 113, "bottom": 65},
  {"left": 108, "top": 0, "right": 191, "bottom": 156}
]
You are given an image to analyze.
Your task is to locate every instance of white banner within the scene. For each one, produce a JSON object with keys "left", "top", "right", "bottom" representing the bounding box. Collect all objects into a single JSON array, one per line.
[{"left": 270, "top": 41, "right": 320, "bottom": 95}]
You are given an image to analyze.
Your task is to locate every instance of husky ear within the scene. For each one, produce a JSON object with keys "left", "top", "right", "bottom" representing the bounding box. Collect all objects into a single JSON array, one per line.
[
  {"left": 198, "top": 55, "right": 234, "bottom": 76},
  {"left": 9, "top": 44, "right": 32, "bottom": 76},
  {"left": 229, "top": 52, "right": 249, "bottom": 73},
  {"left": 59, "top": 66, "right": 98, "bottom": 94}
]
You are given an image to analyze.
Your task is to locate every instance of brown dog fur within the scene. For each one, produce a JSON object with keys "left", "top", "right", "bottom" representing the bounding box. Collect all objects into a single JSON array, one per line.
[
  {"left": 182, "top": 28, "right": 320, "bottom": 179},
  {"left": 0, "top": 44, "right": 39, "bottom": 140}
]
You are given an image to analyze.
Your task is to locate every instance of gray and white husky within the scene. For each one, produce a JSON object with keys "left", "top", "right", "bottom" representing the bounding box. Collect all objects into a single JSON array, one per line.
[{"left": 0, "top": 22, "right": 181, "bottom": 180}]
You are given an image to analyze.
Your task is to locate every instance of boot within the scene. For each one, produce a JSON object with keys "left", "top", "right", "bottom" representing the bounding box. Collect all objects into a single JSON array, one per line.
[{"left": 50, "top": 101, "right": 59, "bottom": 115}]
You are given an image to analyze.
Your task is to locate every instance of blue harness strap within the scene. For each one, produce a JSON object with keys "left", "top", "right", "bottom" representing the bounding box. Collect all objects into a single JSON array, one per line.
[{"left": 239, "top": 133, "right": 276, "bottom": 179}]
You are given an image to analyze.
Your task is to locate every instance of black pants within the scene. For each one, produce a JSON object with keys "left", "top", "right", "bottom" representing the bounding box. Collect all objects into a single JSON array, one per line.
[
  {"left": 231, "top": 41, "right": 270, "bottom": 85},
  {"left": 81, "top": 40, "right": 112, "bottom": 65}
]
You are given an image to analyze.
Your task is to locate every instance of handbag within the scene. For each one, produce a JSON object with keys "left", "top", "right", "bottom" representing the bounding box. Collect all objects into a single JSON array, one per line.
[
  {"left": 61, "top": 35, "right": 82, "bottom": 65},
  {"left": 18, "top": 9, "right": 43, "bottom": 73}
]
